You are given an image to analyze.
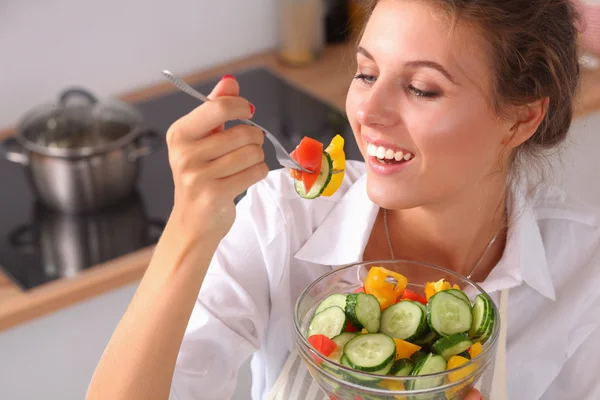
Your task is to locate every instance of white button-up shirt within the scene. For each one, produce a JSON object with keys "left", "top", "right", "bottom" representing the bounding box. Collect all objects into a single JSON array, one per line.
[{"left": 170, "top": 161, "right": 600, "bottom": 400}]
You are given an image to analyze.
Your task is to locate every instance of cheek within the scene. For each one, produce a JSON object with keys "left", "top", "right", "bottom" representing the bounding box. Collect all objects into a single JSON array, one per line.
[{"left": 412, "top": 104, "right": 502, "bottom": 172}]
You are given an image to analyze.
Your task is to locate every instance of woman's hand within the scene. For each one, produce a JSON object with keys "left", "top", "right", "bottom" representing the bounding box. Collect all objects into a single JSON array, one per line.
[
  {"left": 465, "top": 388, "right": 482, "bottom": 400},
  {"left": 166, "top": 75, "right": 268, "bottom": 244}
]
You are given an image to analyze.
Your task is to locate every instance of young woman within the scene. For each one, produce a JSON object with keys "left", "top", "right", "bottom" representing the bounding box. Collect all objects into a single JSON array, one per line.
[{"left": 86, "top": 0, "right": 600, "bottom": 399}]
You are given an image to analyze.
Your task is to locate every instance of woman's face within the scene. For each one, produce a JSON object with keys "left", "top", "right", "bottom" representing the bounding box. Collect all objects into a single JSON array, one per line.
[{"left": 346, "top": 0, "right": 514, "bottom": 210}]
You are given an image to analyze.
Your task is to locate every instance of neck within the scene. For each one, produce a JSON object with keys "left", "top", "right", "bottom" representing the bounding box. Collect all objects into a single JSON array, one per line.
[{"left": 387, "top": 175, "right": 508, "bottom": 278}]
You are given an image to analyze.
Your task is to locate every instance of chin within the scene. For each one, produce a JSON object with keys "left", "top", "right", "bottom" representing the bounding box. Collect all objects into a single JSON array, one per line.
[{"left": 366, "top": 175, "right": 423, "bottom": 210}]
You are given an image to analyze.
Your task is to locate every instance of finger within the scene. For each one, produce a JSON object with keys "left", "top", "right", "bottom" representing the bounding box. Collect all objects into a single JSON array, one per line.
[
  {"left": 168, "top": 96, "right": 255, "bottom": 142},
  {"left": 206, "top": 144, "right": 265, "bottom": 179},
  {"left": 464, "top": 389, "right": 482, "bottom": 400},
  {"left": 220, "top": 161, "right": 269, "bottom": 198},
  {"left": 181, "top": 125, "right": 264, "bottom": 167},
  {"left": 207, "top": 75, "right": 239, "bottom": 100},
  {"left": 207, "top": 75, "right": 240, "bottom": 133}
]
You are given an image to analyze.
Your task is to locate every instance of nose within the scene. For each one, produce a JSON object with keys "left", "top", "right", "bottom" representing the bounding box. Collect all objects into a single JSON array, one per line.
[{"left": 355, "top": 88, "right": 401, "bottom": 129}]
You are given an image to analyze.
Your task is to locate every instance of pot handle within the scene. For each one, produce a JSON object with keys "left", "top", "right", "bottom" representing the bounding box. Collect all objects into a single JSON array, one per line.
[
  {"left": 128, "top": 130, "right": 163, "bottom": 161},
  {"left": 59, "top": 87, "right": 98, "bottom": 106},
  {"left": 0, "top": 136, "right": 29, "bottom": 165},
  {"left": 9, "top": 225, "right": 38, "bottom": 252}
]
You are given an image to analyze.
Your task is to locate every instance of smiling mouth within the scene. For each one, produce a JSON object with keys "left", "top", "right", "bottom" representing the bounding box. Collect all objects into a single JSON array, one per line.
[{"left": 366, "top": 143, "right": 414, "bottom": 164}]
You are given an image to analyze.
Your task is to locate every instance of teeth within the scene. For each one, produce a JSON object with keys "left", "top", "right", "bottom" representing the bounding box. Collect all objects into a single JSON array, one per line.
[
  {"left": 366, "top": 142, "right": 413, "bottom": 162},
  {"left": 367, "top": 143, "right": 377, "bottom": 157}
]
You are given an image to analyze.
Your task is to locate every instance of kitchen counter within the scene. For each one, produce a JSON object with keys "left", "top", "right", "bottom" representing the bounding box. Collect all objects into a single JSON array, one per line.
[{"left": 1, "top": 42, "right": 600, "bottom": 332}]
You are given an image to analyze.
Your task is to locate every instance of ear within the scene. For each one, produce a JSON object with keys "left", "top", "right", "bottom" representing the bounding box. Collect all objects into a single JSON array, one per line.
[{"left": 502, "top": 97, "right": 549, "bottom": 148}]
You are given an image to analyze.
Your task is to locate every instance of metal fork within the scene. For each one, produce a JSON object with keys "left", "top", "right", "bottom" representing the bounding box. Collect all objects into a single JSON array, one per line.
[
  {"left": 162, "top": 70, "right": 318, "bottom": 173},
  {"left": 162, "top": 70, "right": 344, "bottom": 174}
]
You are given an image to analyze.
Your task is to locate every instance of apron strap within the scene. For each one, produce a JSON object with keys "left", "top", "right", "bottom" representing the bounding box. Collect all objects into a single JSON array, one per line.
[{"left": 489, "top": 288, "right": 510, "bottom": 400}]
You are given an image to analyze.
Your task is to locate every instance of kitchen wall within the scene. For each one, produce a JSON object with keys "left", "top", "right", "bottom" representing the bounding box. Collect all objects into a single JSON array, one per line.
[{"left": 0, "top": 0, "right": 278, "bottom": 130}]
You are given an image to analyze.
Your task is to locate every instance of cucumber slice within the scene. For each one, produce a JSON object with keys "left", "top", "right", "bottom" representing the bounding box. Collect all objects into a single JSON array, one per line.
[
  {"left": 431, "top": 333, "right": 473, "bottom": 360},
  {"left": 389, "top": 358, "right": 414, "bottom": 376},
  {"left": 427, "top": 291, "right": 473, "bottom": 336},
  {"left": 409, "top": 299, "right": 427, "bottom": 314},
  {"left": 469, "top": 294, "right": 495, "bottom": 341},
  {"left": 342, "top": 333, "right": 396, "bottom": 372},
  {"left": 315, "top": 293, "right": 348, "bottom": 315},
  {"left": 328, "top": 332, "right": 357, "bottom": 363},
  {"left": 473, "top": 315, "right": 494, "bottom": 345},
  {"left": 413, "top": 331, "right": 439, "bottom": 348},
  {"left": 341, "top": 355, "right": 394, "bottom": 382},
  {"left": 410, "top": 350, "right": 428, "bottom": 364},
  {"left": 293, "top": 152, "right": 333, "bottom": 199},
  {"left": 346, "top": 293, "right": 381, "bottom": 333},
  {"left": 443, "top": 289, "right": 471, "bottom": 305},
  {"left": 380, "top": 301, "right": 428, "bottom": 341},
  {"left": 407, "top": 353, "right": 447, "bottom": 390},
  {"left": 308, "top": 306, "right": 346, "bottom": 339}
]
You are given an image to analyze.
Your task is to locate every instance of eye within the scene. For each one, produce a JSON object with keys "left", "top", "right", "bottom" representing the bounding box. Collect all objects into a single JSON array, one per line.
[
  {"left": 354, "top": 73, "right": 377, "bottom": 86},
  {"left": 408, "top": 84, "right": 439, "bottom": 99}
]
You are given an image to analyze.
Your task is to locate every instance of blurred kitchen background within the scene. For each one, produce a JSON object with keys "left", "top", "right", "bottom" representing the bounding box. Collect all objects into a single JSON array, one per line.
[{"left": 1, "top": 0, "right": 600, "bottom": 399}]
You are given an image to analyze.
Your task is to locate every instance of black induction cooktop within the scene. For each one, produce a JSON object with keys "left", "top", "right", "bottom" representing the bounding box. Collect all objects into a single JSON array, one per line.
[{"left": 0, "top": 66, "right": 360, "bottom": 290}]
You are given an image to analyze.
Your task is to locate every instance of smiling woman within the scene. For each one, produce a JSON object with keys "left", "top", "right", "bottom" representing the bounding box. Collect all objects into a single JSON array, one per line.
[{"left": 86, "top": 1, "right": 600, "bottom": 400}]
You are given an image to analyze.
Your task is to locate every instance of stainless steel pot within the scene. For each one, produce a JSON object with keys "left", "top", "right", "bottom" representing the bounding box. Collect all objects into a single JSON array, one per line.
[
  {"left": 0, "top": 88, "right": 162, "bottom": 214},
  {"left": 8, "top": 191, "right": 165, "bottom": 278}
]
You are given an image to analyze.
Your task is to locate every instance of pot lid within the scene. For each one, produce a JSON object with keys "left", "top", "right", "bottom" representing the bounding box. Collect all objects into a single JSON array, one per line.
[{"left": 17, "top": 87, "right": 145, "bottom": 157}]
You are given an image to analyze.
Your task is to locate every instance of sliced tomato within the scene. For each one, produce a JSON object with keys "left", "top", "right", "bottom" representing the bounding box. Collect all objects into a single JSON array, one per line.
[
  {"left": 308, "top": 334, "right": 337, "bottom": 365},
  {"left": 353, "top": 286, "right": 365, "bottom": 293},
  {"left": 289, "top": 149, "right": 303, "bottom": 180},
  {"left": 291, "top": 137, "right": 323, "bottom": 192},
  {"left": 400, "top": 289, "right": 428, "bottom": 305}
]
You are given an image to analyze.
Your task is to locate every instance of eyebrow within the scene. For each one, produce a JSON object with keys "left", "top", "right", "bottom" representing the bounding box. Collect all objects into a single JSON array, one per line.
[{"left": 357, "top": 46, "right": 457, "bottom": 84}]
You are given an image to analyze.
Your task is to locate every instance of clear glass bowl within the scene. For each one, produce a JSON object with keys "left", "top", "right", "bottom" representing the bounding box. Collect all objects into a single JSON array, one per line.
[{"left": 293, "top": 260, "right": 500, "bottom": 400}]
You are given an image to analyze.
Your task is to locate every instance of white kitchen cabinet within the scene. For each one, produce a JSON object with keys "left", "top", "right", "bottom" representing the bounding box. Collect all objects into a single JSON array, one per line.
[{"left": 0, "top": 282, "right": 252, "bottom": 400}]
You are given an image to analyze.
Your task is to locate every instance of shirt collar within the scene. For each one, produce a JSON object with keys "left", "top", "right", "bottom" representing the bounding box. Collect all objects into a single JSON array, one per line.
[
  {"left": 294, "top": 174, "right": 378, "bottom": 266},
  {"left": 505, "top": 184, "right": 556, "bottom": 300},
  {"left": 293, "top": 173, "right": 556, "bottom": 300}
]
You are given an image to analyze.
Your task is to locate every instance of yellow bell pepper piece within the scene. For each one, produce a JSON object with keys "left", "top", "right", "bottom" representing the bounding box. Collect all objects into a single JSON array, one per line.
[
  {"left": 378, "top": 267, "right": 408, "bottom": 294},
  {"left": 393, "top": 338, "right": 421, "bottom": 360},
  {"left": 469, "top": 342, "right": 482, "bottom": 358},
  {"left": 361, "top": 328, "right": 369, "bottom": 334},
  {"left": 424, "top": 279, "right": 460, "bottom": 301},
  {"left": 378, "top": 379, "right": 407, "bottom": 399},
  {"left": 447, "top": 355, "right": 477, "bottom": 382},
  {"left": 321, "top": 134, "right": 346, "bottom": 197},
  {"left": 365, "top": 266, "right": 409, "bottom": 310}
]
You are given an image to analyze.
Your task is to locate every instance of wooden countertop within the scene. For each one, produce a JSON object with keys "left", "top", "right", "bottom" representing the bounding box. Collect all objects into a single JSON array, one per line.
[{"left": 1, "top": 42, "right": 600, "bottom": 332}]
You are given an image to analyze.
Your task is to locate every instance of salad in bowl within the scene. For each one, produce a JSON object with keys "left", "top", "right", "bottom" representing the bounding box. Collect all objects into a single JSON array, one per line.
[{"left": 293, "top": 260, "right": 500, "bottom": 400}]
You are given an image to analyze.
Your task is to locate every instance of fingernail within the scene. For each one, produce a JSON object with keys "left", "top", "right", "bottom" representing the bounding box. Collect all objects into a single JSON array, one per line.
[
  {"left": 222, "top": 74, "right": 235, "bottom": 80},
  {"left": 249, "top": 103, "right": 255, "bottom": 115}
]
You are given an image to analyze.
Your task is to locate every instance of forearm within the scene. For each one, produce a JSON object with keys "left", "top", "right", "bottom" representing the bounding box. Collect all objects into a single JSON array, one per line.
[{"left": 86, "top": 219, "right": 220, "bottom": 400}]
